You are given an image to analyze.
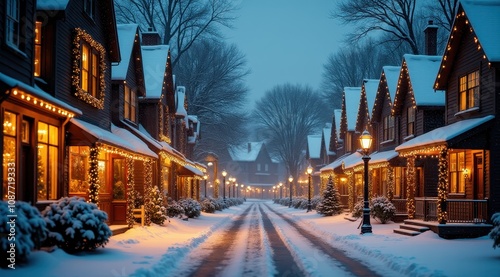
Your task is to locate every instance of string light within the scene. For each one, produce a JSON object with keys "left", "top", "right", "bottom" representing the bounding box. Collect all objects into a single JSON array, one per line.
[
  {"left": 437, "top": 148, "right": 449, "bottom": 223},
  {"left": 406, "top": 155, "right": 416, "bottom": 219},
  {"left": 144, "top": 159, "right": 153, "bottom": 226},
  {"left": 9, "top": 89, "right": 75, "bottom": 118},
  {"left": 88, "top": 146, "right": 100, "bottom": 204},
  {"left": 126, "top": 158, "right": 136, "bottom": 228},
  {"left": 72, "top": 28, "right": 106, "bottom": 109}
]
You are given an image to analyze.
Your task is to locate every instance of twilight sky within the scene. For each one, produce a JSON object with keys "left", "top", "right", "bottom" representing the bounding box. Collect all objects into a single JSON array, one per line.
[{"left": 223, "top": 0, "right": 350, "bottom": 109}]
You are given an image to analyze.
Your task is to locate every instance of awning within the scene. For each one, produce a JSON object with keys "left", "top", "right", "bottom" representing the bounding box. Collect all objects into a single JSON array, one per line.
[
  {"left": 67, "top": 118, "right": 157, "bottom": 158},
  {"left": 320, "top": 152, "right": 361, "bottom": 172},
  {"left": 0, "top": 72, "right": 82, "bottom": 117},
  {"left": 178, "top": 164, "right": 203, "bottom": 176},
  {"left": 396, "top": 115, "right": 494, "bottom": 155}
]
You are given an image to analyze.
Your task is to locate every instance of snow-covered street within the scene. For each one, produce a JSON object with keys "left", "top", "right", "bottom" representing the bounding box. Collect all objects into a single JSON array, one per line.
[{"left": 3, "top": 199, "right": 498, "bottom": 277}]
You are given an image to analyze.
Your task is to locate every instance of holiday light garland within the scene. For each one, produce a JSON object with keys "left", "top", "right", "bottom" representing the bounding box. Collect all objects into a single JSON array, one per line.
[
  {"left": 347, "top": 172, "right": 354, "bottom": 211},
  {"left": 387, "top": 167, "right": 394, "bottom": 201},
  {"left": 144, "top": 159, "right": 153, "bottom": 226},
  {"left": 88, "top": 146, "right": 100, "bottom": 204},
  {"left": 406, "top": 155, "right": 416, "bottom": 219},
  {"left": 126, "top": 158, "right": 136, "bottom": 228},
  {"left": 437, "top": 148, "right": 449, "bottom": 223},
  {"left": 72, "top": 28, "right": 106, "bottom": 109}
]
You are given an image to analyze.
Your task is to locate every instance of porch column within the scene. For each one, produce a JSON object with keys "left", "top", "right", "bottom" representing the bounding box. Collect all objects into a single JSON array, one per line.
[
  {"left": 348, "top": 172, "right": 354, "bottom": 211},
  {"left": 387, "top": 167, "right": 394, "bottom": 201},
  {"left": 144, "top": 159, "right": 153, "bottom": 226},
  {"left": 126, "top": 158, "right": 136, "bottom": 228},
  {"left": 88, "top": 144, "right": 100, "bottom": 204},
  {"left": 406, "top": 155, "right": 416, "bottom": 219},
  {"left": 437, "top": 147, "right": 448, "bottom": 224}
]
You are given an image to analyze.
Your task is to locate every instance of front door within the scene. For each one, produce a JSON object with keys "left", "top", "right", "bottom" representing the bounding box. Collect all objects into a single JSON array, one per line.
[
  {"left": 474, "top": 153, "right": 484, "bottom": 199},
  {"left": 111, "top": 158, "right": 127, "bottom": 224}
]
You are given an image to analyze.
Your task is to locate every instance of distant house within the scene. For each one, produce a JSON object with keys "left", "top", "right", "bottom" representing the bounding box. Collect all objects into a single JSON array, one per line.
[{"left": 228, "top": 142, "right": 279, "bottom": 197}]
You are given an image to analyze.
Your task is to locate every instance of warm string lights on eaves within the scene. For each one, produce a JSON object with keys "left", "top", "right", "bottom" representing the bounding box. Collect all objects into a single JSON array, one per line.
[
  {"left": 10, "top": 89, "right": 75, "bottom": 118},
  {"left": 435, "top": 10, "right": 490, "bottom": 89}
]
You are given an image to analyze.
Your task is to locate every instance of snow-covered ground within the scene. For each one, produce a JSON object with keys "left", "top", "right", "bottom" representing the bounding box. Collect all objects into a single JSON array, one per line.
[{"left": 3, "top": 199, "right": 499, "bottom": 277}]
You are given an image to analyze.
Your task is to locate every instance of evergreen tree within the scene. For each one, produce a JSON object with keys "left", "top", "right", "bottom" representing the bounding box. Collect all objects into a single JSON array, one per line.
[
  {"left": 146, "top": 186, "right": 167, "bottom": 225},
  {"left": 316, "top": 176, "right": 343, "bottom": 216}
]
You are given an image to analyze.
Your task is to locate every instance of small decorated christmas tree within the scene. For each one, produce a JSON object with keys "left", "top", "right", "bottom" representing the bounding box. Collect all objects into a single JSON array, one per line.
[
  {"left": 316, "top": 176, "right": 342, "bottom": 216},
  {"left": 146, "top": 185, "right": 167, "bottom": 225}
]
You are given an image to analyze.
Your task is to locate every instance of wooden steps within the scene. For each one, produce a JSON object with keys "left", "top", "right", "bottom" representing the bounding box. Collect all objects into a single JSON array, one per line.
[{"left": 393, "top": 222, "right": 430, "bottom": 236}]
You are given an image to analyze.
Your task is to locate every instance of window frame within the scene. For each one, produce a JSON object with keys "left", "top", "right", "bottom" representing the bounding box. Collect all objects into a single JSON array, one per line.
[
  {"left": 72, "top": 28, "right": 106, "bottom": 109},
  {"left": 459, "top": 70, "right": 480, "bottom": 111},
  {"left": 5, "top": 0, "right": 20, "bottom": 49},
  {"left": 449, "top": 152, "right": 465, "bottom": 194},
  {"left": 407, "top": 106, "right": 415, "bottom": 136},
  {"left": 124, "top": 85, "right": 137, "bottom": 122},
  {"left": 383, "top": 115, "right": 395, "bottom": 141}
]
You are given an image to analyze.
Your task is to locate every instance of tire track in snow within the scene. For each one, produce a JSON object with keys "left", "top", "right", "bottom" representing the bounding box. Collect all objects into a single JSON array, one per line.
[{"left": 264, "top": 203, "right": 382, "bottom": 277}]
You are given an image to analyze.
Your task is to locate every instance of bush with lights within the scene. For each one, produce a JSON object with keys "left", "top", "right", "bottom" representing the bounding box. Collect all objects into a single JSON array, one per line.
[
  {"left": 42, "top": 197, "right": 111, "bottom": 253},
  {"left": 146, "top": 186, "right": 168, "bottom": 225},
  {"left": 0, "top": 201, "right": 47, "bottom": 268},
  {"left": 316, "top": 177, "right": 343, "bottom": 216}
]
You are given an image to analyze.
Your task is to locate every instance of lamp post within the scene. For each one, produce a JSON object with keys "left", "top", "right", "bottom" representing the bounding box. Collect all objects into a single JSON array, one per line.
[
  {"left": 203, "top": 174, "right": 208, "bottom": 198},
  {"left": 307, "top": 165, "right": 313, "bottom": 212},
  {"left": 359, "top": 130, "right": 373, "bottom": 234},
  {"left": 279, "top": 182, "right": 283, "bottom": 198},
  {"left": 222, "top": 170, "right": 227, "bottom": 202},
  {"left": 288, "top": 175, "right": 293, "bottom": 207},
  {"left": 233, "top": 178, "right": 237, "bottom": 198}
]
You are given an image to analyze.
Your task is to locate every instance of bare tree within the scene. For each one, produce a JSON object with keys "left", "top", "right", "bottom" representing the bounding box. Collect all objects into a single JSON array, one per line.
[
  {"left": 175, "top": 39, "right": 249, "bottom": 163},
  {"left": 114, "top": 0, "right": 237, "bottom": 68},
  {"left": 321, "top": 38, "right": 399, "bottom": 110},
  {"left": 253, "top": 84, "right": 330, "bottom": 185},
  {"left": 333, "top": 0, "right": 422, "bottom": 54},
  {"left": 425, "top": 0, "right": 459, "bottom": 32}
]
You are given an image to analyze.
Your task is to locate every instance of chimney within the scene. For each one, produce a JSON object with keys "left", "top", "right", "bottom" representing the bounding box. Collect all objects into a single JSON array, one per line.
[
  {"left": 248, "top": 142, "right": 251, "bottom": 153},
  {"left": 424, "top": 20, "right": 438, "bottom": 55},
  {"left": 142, "top": 27, "right": 161, "bottom": 46}
]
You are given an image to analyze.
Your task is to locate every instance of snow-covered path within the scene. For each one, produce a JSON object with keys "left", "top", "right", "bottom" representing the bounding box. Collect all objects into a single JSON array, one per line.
[{"left": 132, "top": 200, "right": 387, "bottom": 277}]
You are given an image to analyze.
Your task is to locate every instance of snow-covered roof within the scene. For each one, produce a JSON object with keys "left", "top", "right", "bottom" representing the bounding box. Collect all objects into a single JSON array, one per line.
[
  {"left": 368, "top": 150, "right": 399, "bottom": 165},
  {"left": 320, "top": 151, "right": 362, "bottom": 172},
  {"left": 183, "top": 164, "right": 203, "bottom": 176},
  {"left": 121, "top": 121, "right": 162, "bottom": 151},
  {"left": 400, "top": 54, "right": 445, "bottom": 106},
  {"left": 0, "top": 72, "right": 82, "bottom": 116},
  {"left": 363, "top": 79, "right": 378, "bottom": 119},
  {"left": 141, "top": 45, "right": 169, "bottom": 99},
  {"left": 112, "top": 24, "right": 139, "bottom": 81},
  {"left": 334, "top": 109, "right": 342, "bottom": 141},
  {"left": 395, "top": 115, "right": 494, "bottom": 152},
  {"left": 70, "top": 118, "right": 157, "bottom": 158},
  {"left": 307, "top": 134, "right": 322, "bottom": 159},
  {"left": 344, "top": 87, "right": 361, "bottom": 131},
  {"left": 383, "top": 66, "right": 401, "bottom": 102},
  {"left": 175, "top": 86, "right": 188, "bottom": 118},
  {"left": 461, "top": 0, "right": 500, "bottom": 61},
  {"left": 229, "top": 142, "right": 265, "bottom": 162},
  {"left": 37, "top": 0, "right": 69, "bottom": 10},
  {"left": 323, "top": 125, "right": 334, "bottom": 156}
]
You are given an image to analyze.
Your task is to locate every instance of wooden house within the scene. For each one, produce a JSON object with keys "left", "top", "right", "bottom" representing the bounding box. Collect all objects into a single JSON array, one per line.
[
  {"left": 0, "top": 0, "right": 82, "bottom": 205},
  {"left": 395, "top": 0, "right": 499, "bottom": 238}
]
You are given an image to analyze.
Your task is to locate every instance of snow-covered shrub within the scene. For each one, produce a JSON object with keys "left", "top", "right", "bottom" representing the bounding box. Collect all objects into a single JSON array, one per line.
[
  {"left": 166, "top": 198, "right": 184, "bottom": 218},
  {"left": 200, "top": 198, "right": 216, "bottom": 213},
  {"left": 311, "top": 195, "right": 321, "bottom": 210},
  {"left": 0, "top": 201, "right": 47, "bottom": 267},
  {"left": 316, "top": 178, "right": 343, "bottom": 216},
  {"left": 179, "top": 198, "right": 201, "bottom": 218},
  {"left": 370, "top": 196, "right": 396, "bottom": 224},
  {"left": 489, "top": 213, "right": 500, "bottom": 249},
  {"left": 352, "top": 200, "right": 364, "bottom": 218},
  {"left": 292, "top": 197, "right": 307, "bottom": 209},
  {"left": 146, "top": 186, "right": 167, "bottom": 225},
  {"left": 42, "top": 197, "right": 112, "bottom": 253}
]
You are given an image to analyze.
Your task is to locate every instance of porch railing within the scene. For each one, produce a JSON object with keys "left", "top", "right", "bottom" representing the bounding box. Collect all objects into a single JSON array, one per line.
[
  {"left": 391, "top": 199, "right": 407, "bottom": 214},
  {"left": 340, "top": 195, "right": 349, "bottom": 208},
  {"left": 413, "top": 197, "right": 488, "bottom": 223}
]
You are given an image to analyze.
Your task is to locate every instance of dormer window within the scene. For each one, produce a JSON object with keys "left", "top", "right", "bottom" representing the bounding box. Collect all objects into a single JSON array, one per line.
[
  {"left": 459, "top": 70, "right": 480, "bottom": 111},
  {"left": 84, "top": 0, "right": 96, "bottom": 20},
  {"left": 383, "top": 115, "right": 395, "bottom": 141},
  {"left": 5, "top": 0, "right": 20, "bottom": 49},
  {"left": 124, "top": 86, "right": 136, "bottom": 123},
  {"left": 72, "top": 28, "right": 106, "bottom": 109}
]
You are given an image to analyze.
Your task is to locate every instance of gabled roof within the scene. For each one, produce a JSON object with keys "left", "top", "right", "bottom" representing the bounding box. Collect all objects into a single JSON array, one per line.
[
  {"left": 371, "top": 66, "right": 400, "bottom": 123},
  {"left": 307, "top": 134, "right": 322, "bottom": 159},
  {"left": 334, "top": 109, "right": 342, "bottom": 142},
  {"left": 393, "top": 54, "right": 445, "bottom": 114},
  {"left": 322, "top": 124, "right": 334, "bottom": 156},
  {"left": 435, "top": 0, "right": 500, "bottom": 89},
  {"left": 141, "top": 45, "right": 169, "bottom": 99},
  {"left": 229, "top": 142, "right": 267, "bottom": 162},
  {"left": 364, "top": 79, "right": 378, "bottom": 118},
  {"left": 113, "top": 24, "right": 139, "bottom": 80},
  {"left": 357, "top": 79, "right": 378, "bottom": 131},
  {"left": 343, "top": 87, "right": 361, "bottom": 132}
]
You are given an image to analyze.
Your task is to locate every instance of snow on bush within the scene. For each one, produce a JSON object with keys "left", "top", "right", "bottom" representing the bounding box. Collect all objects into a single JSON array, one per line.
[
  {"left": 352, "top": 200, "right": 364, "bottom": 218},
  {"left": 146, "top": 186, "right": 167, "bottom": 225},
  {"left": 179, "top": 198, "right": 201, "bottom": 218},
  {"left": 316, "top": 178, "right": 343, "bottom": 216},
  {"left": 370, "top": 196, "right": 396, "bottom": 224},
  {"left": 489, "top": 212, "right": 500, "bottom": 249},
  {"left": 0, "top": 201, "right": 47, "bottom": 268},
  {"left": 166, "top": 198, "right": 185, "bottom": 218},
  {"left": 42, "top": 197, "right": 112, "bottom": 253},
  {"left": 200, "top": 198, "right": 216, "bottom": 213}
]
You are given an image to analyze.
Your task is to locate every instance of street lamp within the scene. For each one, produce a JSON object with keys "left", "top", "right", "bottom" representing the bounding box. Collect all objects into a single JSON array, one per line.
[
  {"left": 279, "top": 182, "right": 283, "bottom": 198},
  {"left": 203, "top": 174, "right": 208, "bottom": 198},
  {"left": 359, "top": 130, "right": 373, "bottom": 234},
  {"left": 307, "top": 164, "right": 313, "bottom": 212},
  {"left": 222, "top": 170, "right": 227, "bottom": 202},
  {"left": 233, "top": 177, "right": 237, "bottom": 198},
  {"left": 288, "top": 175, "right": 293, "bottom": 207}
]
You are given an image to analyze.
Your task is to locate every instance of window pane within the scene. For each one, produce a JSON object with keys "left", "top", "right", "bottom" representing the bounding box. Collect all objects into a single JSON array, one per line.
[
  {"left": 3, "top": 136, "right": 16, "bottom": 200},
  {"left": 450, "top": 153, "right": 457, "bottom": 172},
  {"left": 3, "top": 111, "right": 17, "bottom": 136},
  {"left": 69, "top": 146, "right": 89, "bottom": 193},
  {"left": 38, "top": 122, "right": 48, "bottom": 143},
  {"left": 81, "top": 44, "right": 89, "bottom": 91},
  {"left": 49, "top": 125, "right": 58, "bottom": 146},
  {"left": 450, "top": 173, "right": 457, "bottom": 193},
  {"left": 124, "top": 87, "right": 130, "bottom": 119},
  {"left": 37, "top": 144, "right": 48, "bottom": 200},
  {"left": 48, "top": 145, "right": 58, "bottom": 199},
  {"left": 460, "top": 91, "right": 467, "bottom": 111},
  {"left": 98, "top": 160, "right": 107, "bottom": 193}
]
